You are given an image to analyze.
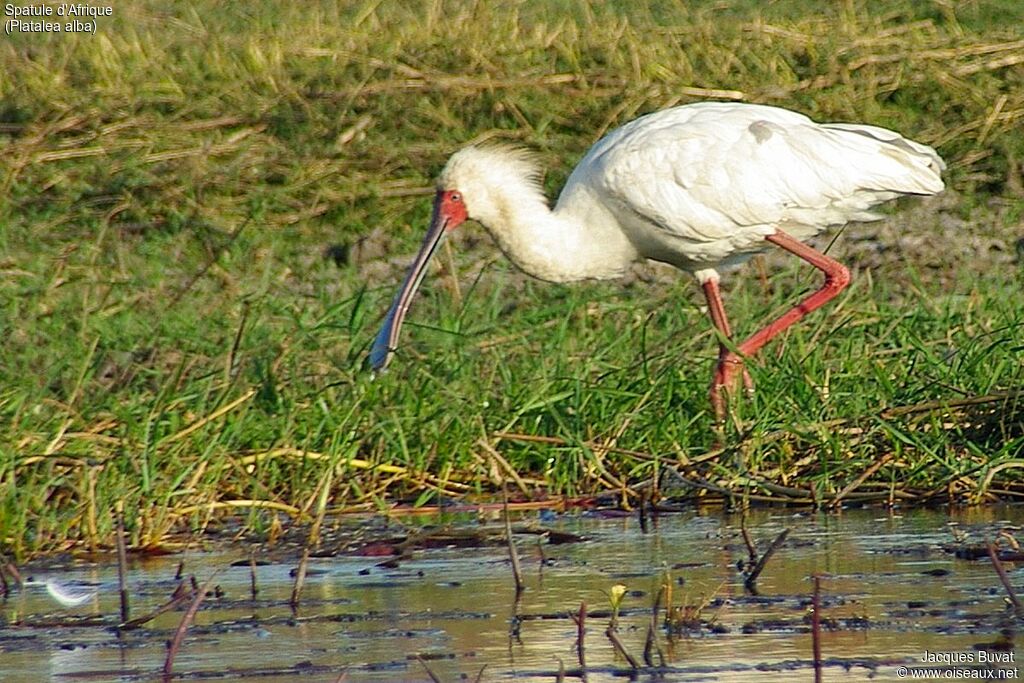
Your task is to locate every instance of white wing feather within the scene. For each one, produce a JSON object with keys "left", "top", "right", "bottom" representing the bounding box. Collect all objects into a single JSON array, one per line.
[{"left": 560, "top": 103, "right": 944, "bottom": 269}]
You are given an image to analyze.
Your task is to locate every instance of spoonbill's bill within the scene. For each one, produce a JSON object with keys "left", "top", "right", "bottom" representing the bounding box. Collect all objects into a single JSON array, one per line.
[{"left": 369, "top": 102, "right": 944, "bottom": 419}]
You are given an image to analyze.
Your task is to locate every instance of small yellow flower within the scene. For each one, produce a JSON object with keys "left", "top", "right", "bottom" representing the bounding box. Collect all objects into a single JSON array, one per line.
[
  {"left": 609, "top": 583, "right": 627, "bottom": 610},
  {"left": 606, "top": 583, "right": 628, "bottom": 630}
]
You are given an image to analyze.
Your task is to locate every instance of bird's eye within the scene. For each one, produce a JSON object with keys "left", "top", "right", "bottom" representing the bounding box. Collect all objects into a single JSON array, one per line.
[{"left": 450, "top": 192, "right": 461, "bottom": 202}]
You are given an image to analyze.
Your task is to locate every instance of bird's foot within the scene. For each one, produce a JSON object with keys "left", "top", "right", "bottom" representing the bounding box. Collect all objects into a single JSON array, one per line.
[{"left": 710, "top": 353, "right": 754, "bottom": 423}]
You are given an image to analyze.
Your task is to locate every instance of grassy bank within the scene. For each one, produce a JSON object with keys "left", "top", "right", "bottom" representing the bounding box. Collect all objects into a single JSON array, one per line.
[{"left": 1, "top": 0, "right": 1023, "bottom": 558}]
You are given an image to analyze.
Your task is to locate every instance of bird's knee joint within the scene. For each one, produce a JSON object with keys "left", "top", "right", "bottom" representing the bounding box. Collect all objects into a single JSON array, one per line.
[
  {"left": 827, "top": 264, "right": 851, "bottom": 290},
  {"left": 720, "top": 352, "right": 744, "bottom": 369}
]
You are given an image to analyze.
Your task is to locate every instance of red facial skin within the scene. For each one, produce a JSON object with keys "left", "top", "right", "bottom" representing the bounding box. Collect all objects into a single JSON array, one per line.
[{"left": 436, "top": 189, "right": 468, "bottom": 230}]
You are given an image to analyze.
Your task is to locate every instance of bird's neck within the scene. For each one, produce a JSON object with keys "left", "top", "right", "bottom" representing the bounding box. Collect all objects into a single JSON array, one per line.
[{"left": 476, "top": 180, "right": 637, "bottom": 283}]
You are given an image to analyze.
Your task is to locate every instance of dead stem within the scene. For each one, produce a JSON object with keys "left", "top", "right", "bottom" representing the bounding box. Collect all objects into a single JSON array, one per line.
[
  {"left": 224, "top": 300, "right": 249, "bottom": 384},
  {"left": 478, "top": 439, "right": 531, "bottom": 495},
  {"left": 415, "top": 655, "right": 443, "bottom": 683},
  {"left": 161, "top": 389, "right": 256, "bottom": 445},
  {"left": 492, "top": 430, "right": 670, "bottom": 462},
  {"left": 175, "top": 499, "right": 303, "bottom": 518},
  {"left": 643, "top": 585, "right": 665, "bottom": 667},
  {"left": 745, "top": 529, "right": 791, "bottom": 593},
  {"left": 812, "top": 574, "right": 823, "bottom": 683},
  {"left": 986, "top": 540, "right": 1024, "bottom": 616},
  {"left": 605, "top": 624, "right": 640, "bottom": 670},
  {"left": 740, "top": 514, "right": 759, "bottom": 567},
  {"left": 163, "top": 570, "right": 219, "bottom": 680},
  {"left": 570, "top": 601, "right": 587, "bottom": 677},
  {"left": 829, "top": 451, "right": 896, "bottom": 509},
  {"left": 115, "top": 503, "right": 130, "bottom": 623},
  {"left": 503, "top": 487, "right": 525, "bottom": 595},
  {"left": 536, "top": 536, "right": 547, "bottom": 578},
  {"left": 249, "top": 551, "right": 259, "bottom": 600},
  {"left": 119, "top": 580, "right": 193, "bottom": 630},
  {"left": 292, "top": 470, "right": 333, "bottom": 611},
  {"left": 290, "top": 549, "right": 311, "bottom": 612}
]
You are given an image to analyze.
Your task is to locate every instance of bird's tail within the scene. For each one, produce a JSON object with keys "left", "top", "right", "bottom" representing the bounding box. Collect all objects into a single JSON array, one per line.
[{"left": 824, "top": 122, "right": 945, "bottom": 195}]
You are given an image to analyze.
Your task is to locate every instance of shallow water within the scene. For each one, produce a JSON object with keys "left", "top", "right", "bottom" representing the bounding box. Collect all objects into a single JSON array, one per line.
[{"left": 2, "top": 507, "right": 1022, "bottom": 682}]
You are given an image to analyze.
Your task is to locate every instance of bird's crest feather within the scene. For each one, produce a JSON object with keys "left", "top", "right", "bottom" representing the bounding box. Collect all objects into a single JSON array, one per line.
[{"left": 438, "top": 143, "right": 544, "bottom": 192}]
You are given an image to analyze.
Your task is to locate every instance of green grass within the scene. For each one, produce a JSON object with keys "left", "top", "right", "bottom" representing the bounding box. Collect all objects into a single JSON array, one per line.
[{"left": 1, "top": 0, "right": 1023, "bottom": 558}]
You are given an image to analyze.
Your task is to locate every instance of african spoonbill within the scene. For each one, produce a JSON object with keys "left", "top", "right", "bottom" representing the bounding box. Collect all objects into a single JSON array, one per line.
[{"left": 369, "top": 102, "right": 945, "bottom": 419}]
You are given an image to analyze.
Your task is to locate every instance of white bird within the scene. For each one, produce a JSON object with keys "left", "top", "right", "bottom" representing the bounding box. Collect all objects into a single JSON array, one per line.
[
  {"left": 370, "top": 102, "right": 945, "bottom": 419},
  {"left": 24, "top": 577, "right": 99, "bottom": 608},
  {"left": 45, "top": 580, "right": 97, "bottom": 607}
]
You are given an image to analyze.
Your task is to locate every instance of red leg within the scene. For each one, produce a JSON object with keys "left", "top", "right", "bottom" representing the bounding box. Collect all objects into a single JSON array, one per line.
[
  {"left": 715, "top": 230, "right": 851, "bottom": 406},
  {"left": 702, "top": 278, "right": 753, "bottom": 421}
]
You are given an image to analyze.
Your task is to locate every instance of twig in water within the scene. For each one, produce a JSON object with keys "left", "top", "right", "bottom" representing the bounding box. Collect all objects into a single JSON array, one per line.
[
  {"left": 291, "top": 470, "right": 333, "bottom": 611},
  {"left": 291, "top": 548, "right": 311, "bottom": 612},
  {"left": 537, "top": 536, "right": 546, "bottom": 578},
  {"left": 638, "top": 490, "right": 649, "bottom": 534},
  {"left": 606, "top": 624, "right": 640, "bottom": 670},
  {"left": 744, "top": 528, "right": 791, "bottom": 593},
  {"left": 415, "top": 655, "right": 442, "bottom": 683},
  {"left": 570, "top": 601, "right": 587, "bottom": 675},
  {"left": 812, "top": 574, "right": 823, "bottom": 683},
  {"left": 643, "top": 585, "right": 665, "bottom": 667},
  {"left": 249, "top": 551, "right": 259, "bottom": 601},
  {"left": 472, "top": 664, "right": 487, "bottom": 683},
  {"left": 119, "top": 580, "right": 193, "bottom": 629},
  {"left": 740, "top": 514, "right": 758, "bottom": 568},
  {"left": 115, "top": 502, "right": 130, "bottom": 623},
  {"left": 509, "top": 591, "right": 523, "bottom": 642},
  {"left": 986, "top": 540, "right": 1024, "bottom": 616},
  {"left": 503, "top": 487, "right": 525, "bottom": 595},
  {"left": 163, "top": 570, "right": 219, "bottom": 679}
]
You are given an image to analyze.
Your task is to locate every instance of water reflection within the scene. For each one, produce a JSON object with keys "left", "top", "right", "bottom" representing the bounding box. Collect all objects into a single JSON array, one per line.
[{"left": 1, "top": 507, "right": 1021, "bottom": 681}]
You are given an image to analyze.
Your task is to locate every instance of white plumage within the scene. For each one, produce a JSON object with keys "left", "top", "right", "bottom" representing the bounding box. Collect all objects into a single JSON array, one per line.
[
  {"left": 444, "top": 102, "right": 943, "bottom": 282},
  {"left": 371, "top": 101, "right": 945, "bottom": 419}
]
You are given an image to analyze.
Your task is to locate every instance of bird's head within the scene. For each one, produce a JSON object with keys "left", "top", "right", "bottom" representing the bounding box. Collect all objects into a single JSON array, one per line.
[
  {"left": 435, "top": 145, "right": 542, "bottom": 228},
  {"left": 368, "top": 144, "right": 541, "bottom": 371}
]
